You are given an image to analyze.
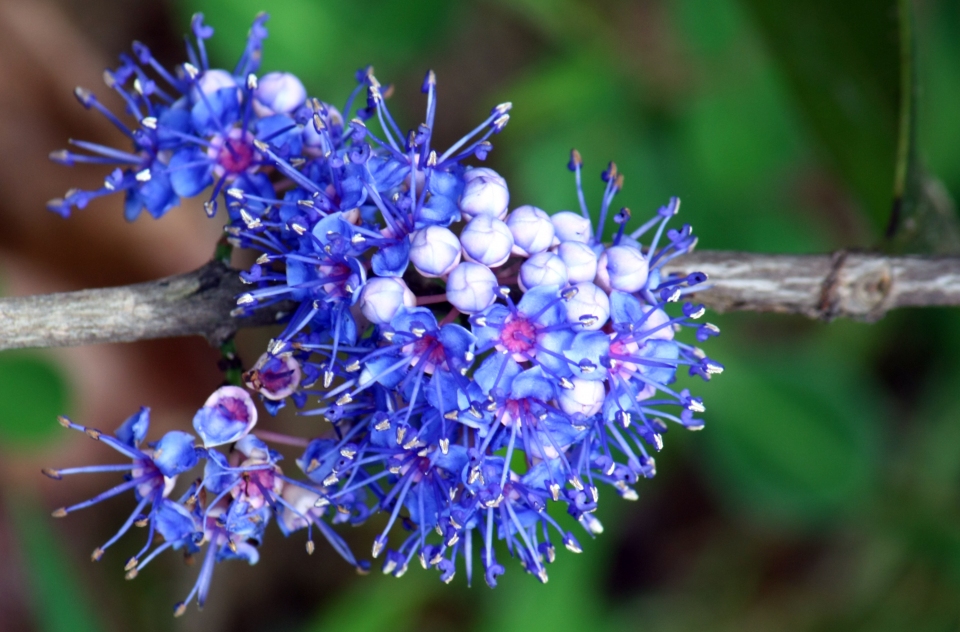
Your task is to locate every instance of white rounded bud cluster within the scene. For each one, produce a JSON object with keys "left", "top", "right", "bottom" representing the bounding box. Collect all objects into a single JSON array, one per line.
[
  {"left": 460, "top": 215, "right": 513, "bottom": 267},
  {"left": 409, "top": 226, "right": 462, "bottom": 277},
  {"left": 507, "top": 205, "right": 554, "bottom": 256},
  {"left": 445, "top": 262, "right": 498, "bottom": 314},
  {"left": 640, "top": 305, "right": 675, "bottom": 340},
  {"left": 558, "top": 378, "right": 605, "bottom": 417},
  {"left": 564, "top": 282, "right": 610, "bottom": 331},
  {"left": 558, "top": 241, "right": 598, "bottom": 284},
  {"left": 459, "top": 168, "right": 509, "bottom": 219},
  {"left": 359, "top": 277, "right": 415, "bottom": 324},
  {"left": 303, "top": 103, "right": 343, "bottom": 147},
  {"left": 195, "top": 69, "right": 238, "bottom": 97},
  {"left": 253, "top": 72, "right": 307, "bottom": 117},
  {"left": 551, "top": 211, "right": 592, "bottom": 243},
  {"left": 596, "top": 245, "right": 648, "bottom": 293},
  {"left": 519, "top": 252, "right": 568, "bottom": 291}
]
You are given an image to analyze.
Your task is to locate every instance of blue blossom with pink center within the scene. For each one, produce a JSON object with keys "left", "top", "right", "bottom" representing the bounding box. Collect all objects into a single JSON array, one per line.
[{"left": 45, "top": 13, "right": 723, "bottom": 615}]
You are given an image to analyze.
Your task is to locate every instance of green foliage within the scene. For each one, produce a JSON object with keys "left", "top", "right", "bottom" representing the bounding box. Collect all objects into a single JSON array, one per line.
[
  {"left": 8, "top": 498, "right": 104, "bottom": 632},
  {"left": 0, "top": 351, "right": 70, "bottom": 447},
  {"left": 737, "top": 0, "right": 903, "bottom": 233},
  {"left": 700, "top": 335, "right": 882, "bottom": 523},
  {"left": 181, "top": 0, "right": 457, "bottom": 99}
]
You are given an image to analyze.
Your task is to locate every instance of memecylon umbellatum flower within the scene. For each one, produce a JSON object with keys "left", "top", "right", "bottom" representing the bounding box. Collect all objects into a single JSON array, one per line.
[{"left": 46, "top": 13, "right": 723, "bottom": 616}]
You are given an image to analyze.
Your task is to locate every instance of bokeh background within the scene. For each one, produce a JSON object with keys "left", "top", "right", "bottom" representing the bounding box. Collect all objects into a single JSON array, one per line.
[{"left": 1, "top": 0, "right": 959, "bottom": 630}]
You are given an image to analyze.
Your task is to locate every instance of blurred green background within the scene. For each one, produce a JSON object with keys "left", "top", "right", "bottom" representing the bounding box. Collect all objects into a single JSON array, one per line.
[{"left": 4, "top": 0, "right": 960, "bottom": 630}]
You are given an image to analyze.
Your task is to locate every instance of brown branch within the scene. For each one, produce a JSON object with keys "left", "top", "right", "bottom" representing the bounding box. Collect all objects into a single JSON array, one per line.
[
  {"left": 0, "top": 250, "right": 958, "bottom": 352},
  {"left": 663, "top": 250, "right": 960, "bottom": 321},
  {"left": 0, "top": 260, "right": 285, "bottom": 351}
]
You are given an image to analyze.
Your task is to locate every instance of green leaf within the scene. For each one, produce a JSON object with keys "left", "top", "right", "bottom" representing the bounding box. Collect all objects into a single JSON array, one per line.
[
  {"left": 178, "top": 0, "right": 455, "bottom": 99},
  {"left": 0, "top": 352, "right": 71, "bottom": 447},
  {"left": 301, "top": 568, "right": 439, "bottom": 632},
  {"left": 886, "top": 0, "right": 960, "bottom": 253},
  {"left": 737, "top": 0, "right": 903, "bottom": 234},
  {"left": 8, "top": 497, "right": 104, "bottom": 632},
  {"left": 477, "top": 504, "right": 610, "bottom": 632},
  {"left": 700, "top": 347, "right": 881, "bottom": 524}
]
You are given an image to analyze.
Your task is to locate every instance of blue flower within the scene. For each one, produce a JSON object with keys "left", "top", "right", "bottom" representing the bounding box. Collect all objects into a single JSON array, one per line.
[
  {"left": 192, "top": 386, "right": 258, "bottom": 448},
  {"left": 45, "top": 408, "right": 203, "bottom": 563},
  {"left": 49, "top": 13, "right": 284, "bottom": 221},
  {"left": 46, "top": 13, "right": 725, "bottom": 607}
]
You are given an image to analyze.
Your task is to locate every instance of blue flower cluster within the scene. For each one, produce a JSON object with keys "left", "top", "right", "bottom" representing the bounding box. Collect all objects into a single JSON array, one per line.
[{"left": 46, "top": 14, "right": 722, "bottom": 615}]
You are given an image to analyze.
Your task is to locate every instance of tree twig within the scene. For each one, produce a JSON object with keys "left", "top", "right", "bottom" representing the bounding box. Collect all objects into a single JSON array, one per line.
[
  {"left": 663, "top": 250, "right": 960, "bottom": 321},
  {"left": 0, "top": 251, "right": 958, "bottom": 352},
  {"left": 0, "top": 260, "right": 286, "bottom": 351}
]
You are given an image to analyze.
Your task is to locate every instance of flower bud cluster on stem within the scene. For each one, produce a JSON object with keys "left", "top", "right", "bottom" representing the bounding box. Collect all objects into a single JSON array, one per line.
[{"left": 45, "top": 13, "right": 721, "bottom": 615}]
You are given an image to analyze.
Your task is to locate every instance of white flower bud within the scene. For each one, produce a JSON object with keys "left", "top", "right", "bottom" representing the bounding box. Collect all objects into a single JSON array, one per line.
[
  {"left": 459, "top": 167, "right": 509, "bottom": 219},
  {"left": 193, "top": 69, "right": 239, "bottom": 100},
  {"left": 279, "top": 486, "right": 321, "bottom": 532},
  {"left": 558, "top": 378, "right": 605, "bottom": 417},
  {"left": 507, "top": 205, "right": 555, "bottom": 256},
  {"left": 640, "top": 305, "right": 674, "bottom": 340},
  {"left": 253, "top": 72, "right": 307, "bottom": 117},
  {"left": 558, "top": 241, "right": 598, "bottom": 284},
  {"left": 460, "top": 215, "right": 514, "bottom": 267},
  {"left": 359, "top": 277, "right": 415, "bottom": 324},
  {"left": 409, "top": 226, "right": 462, "bottom": 277},
  {"left": 445, "top": 262, "right": 498, "bottom": 314},
  {"left": 551, "top": 211, "right": 592, "bottom": 243},
  {"left": 595, "top": 245, "right": 648, "bottom": 293},
  {"left": 564, "top": 282, "right": 610, "bottom": 331},
  {"left": 303, "top": 103, "right": 343, "bottom": 147},
  {"left": 519, "top": 252, "right": 568, "bottom": 291}
]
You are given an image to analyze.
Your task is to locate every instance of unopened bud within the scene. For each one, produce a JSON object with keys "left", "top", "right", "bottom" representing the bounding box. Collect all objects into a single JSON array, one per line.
[
  {"left": 596, "top": 245, "right": 648, "bottom": 293},
  {"left": 460, "top": 214, "right": 513, "bottom": 267},
  {"left": 253, "top": 71, "right": 307, "bottom": 117},
  {"left": 519, "top": 252, "right": 568, "bottom": 291},
  {"left": 507, "top": 205, "right": 554, "bottom": 256},
  {"left": 359, "top": 277, "right": 416, "bottom": 324},
  {"left": 445, "top": 262, "right": 498, "bottom": 314},
  {"left": 409, "top": 226, "right": 462, "bottom": 277},
  {"left": 558, "top": 241, "right": 599, "bottom": 284},
  {"left": 551, "top": 211, "right": 592, "bottom": 243},
  {"left": 459, "top": 168, "right": 509, "bottom": 219}
]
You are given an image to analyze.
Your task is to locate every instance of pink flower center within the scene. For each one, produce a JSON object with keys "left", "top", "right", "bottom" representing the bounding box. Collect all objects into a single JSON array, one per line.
[
  {"left": 260, "top": 365, "right": 298, "bottom": 395},
  {"left": 239, "top": 468, "right": 276, "bottom": 504},
  {"left": 412, "top": 337, "right": 445, "bottom": 364},
  {"left": 217, "top": 396, "right": 250, "bottom": 422},
  {"left": 217, "top": 137, "right": 255, "bottom": 173},
  {"left": 500, "top": 317, "right": 537, "bottom": 354}
]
